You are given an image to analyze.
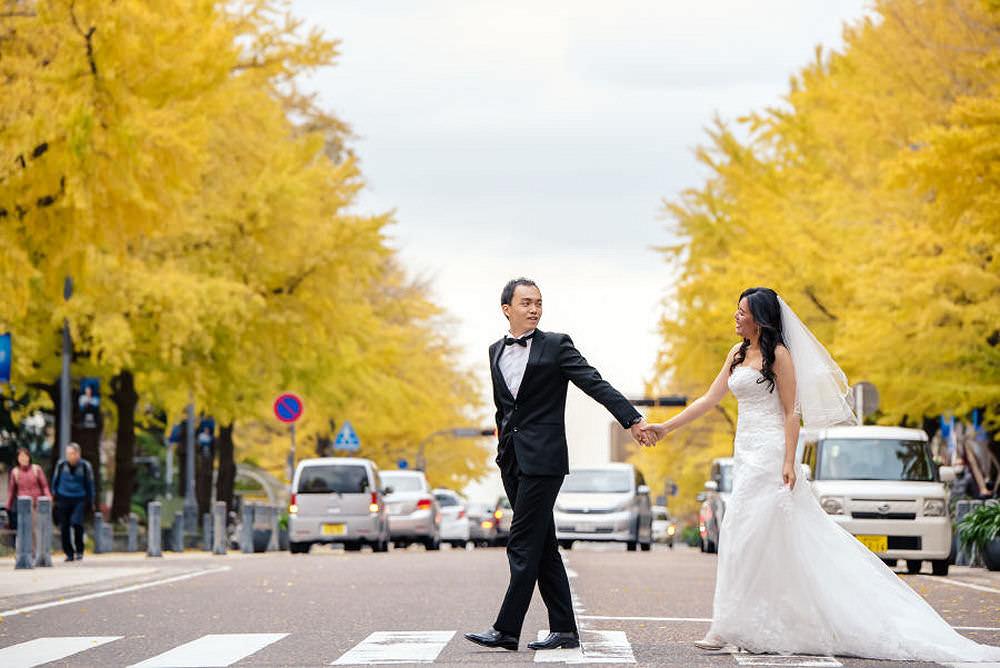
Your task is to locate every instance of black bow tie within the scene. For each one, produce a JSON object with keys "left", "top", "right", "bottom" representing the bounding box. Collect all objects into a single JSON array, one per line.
[{"left": 504, "top": 332, "right": 535, "bottom": 347}]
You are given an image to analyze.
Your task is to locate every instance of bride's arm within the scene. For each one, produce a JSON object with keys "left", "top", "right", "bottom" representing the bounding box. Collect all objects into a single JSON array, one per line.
[
  {"left": 648, "top": 345, "right": 739, "bottom": 440},
  {"left": 773, "top": 345, "right": 800, "bottom": 489}
]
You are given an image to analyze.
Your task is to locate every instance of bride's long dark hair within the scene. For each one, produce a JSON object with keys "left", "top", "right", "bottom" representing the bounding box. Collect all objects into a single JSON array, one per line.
[{"left": 730, "top": 287, "right": 785, "bottom": 392}]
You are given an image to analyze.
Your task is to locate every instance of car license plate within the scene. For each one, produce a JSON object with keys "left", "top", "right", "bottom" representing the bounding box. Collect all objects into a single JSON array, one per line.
[
  {"left": 322, "top": 523, "right": 345, "bottom": 536},
  {"left": 855, "top": 534, "right": 887, "bottom": 552},
  {"left": 577, "top": 522, "right": 596, "bottom": 533}
]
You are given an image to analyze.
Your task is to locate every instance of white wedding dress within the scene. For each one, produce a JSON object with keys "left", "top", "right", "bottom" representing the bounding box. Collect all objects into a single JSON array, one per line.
[{"left": 705, "top": 365, "right": 1000, "bottom": 661}]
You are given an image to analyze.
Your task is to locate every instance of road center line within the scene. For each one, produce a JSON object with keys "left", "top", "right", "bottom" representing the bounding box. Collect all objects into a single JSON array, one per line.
[
  {"left": 0, "top": 566, "right": 232, "bottom": 618},
  {"left": 916, "top": 575, "right": 1000, "bottom": 596}
]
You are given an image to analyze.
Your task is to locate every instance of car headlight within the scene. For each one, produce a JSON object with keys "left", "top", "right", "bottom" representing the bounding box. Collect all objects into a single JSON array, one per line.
[
  {"left": 923, "top": 498, "right": 946, "bottom": 517},
  {"left": 820, "top": 496, "right": 845, "bottom": 515}
]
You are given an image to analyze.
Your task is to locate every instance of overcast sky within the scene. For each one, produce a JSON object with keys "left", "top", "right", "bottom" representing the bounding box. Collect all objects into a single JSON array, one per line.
[{"left": 290, "top": 0, "right": 870, "bottom": 495}]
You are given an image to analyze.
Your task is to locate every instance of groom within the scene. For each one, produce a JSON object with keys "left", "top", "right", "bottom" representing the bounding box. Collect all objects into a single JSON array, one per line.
[{"left": 465, "top": 278, "right": 653, "bottom": 652}]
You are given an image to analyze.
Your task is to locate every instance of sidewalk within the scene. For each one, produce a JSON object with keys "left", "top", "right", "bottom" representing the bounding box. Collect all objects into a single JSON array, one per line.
[{"left": 0, "top": 551, "right": 257, "bottom": 614}]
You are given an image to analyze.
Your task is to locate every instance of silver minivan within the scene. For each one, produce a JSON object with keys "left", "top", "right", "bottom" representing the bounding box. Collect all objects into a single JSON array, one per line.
[
  {"left": 554, "top": 463, "right": 653, "bottom": 551},
  {"left": 288, "top": 457, "right": 390, "bottom": 553}
]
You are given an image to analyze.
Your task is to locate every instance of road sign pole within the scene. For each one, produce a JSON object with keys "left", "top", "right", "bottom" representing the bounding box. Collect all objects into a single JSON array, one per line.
[{"left": 290, "top": 423, "right": 296, "bottom": 482}]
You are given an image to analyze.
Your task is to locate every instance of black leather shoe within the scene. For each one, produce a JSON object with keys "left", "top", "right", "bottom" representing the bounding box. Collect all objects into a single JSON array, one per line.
[
  {"left": 464, "top": 627, "right": 519, "bottom": 651},
  {"left": 528, "top": 632, "right": 580, "bottom": 650}
]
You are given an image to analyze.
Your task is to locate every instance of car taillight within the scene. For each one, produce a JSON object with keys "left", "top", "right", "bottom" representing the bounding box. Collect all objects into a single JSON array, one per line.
[
  {"left": 494, "top": 509, "right": 503, "bottom": 519},
  {"left": 289, "top": 494, "right": 298, "bottom": 515},
  {"left": 482, "top": 520, "right": 494, "bottom": 530},
  {"left": 369, "top": 492, "right": 379, "bottom": 513},
  {"left": 417, "top": 498, "right": 433, "bottom": 511},
  {"left": 667, "top": 525, "right": 676, "bottom": 536},
  {"left": 458, "top": 509, "right": 466, "bottom": 519}
]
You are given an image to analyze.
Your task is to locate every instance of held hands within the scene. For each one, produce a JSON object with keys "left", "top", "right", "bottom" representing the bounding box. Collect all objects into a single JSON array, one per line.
[{"left": 629, "top": 419, "right": 670, "bottom": 448}]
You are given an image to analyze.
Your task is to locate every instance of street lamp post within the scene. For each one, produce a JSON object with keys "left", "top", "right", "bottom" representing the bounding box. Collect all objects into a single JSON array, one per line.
[
  {"left": 58, "top": 277, "right": 73, "bottom": 461},
  {"left": 415, "top": 427, "right": 495, "bottom": 472}
]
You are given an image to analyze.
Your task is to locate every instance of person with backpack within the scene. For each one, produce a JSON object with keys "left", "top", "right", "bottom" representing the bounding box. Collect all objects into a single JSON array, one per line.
[
  {"left": 51, "top": 443, "right": 95, "bottom": 562},
  {"left": 5, "top": 447, "right": 52, "bottom": 556}
]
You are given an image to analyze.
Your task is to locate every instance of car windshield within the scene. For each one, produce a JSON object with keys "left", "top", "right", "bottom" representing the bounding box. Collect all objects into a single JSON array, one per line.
[
  {"left": 653, "top": 510, "right": 669, "bottom": 521},
  {"left": 381, "top": 474, "right": 423, "bottom": 493},
  {"left": 435, "top": 494, "right": 460, "bottom": 507},
  {"left": 717, "top": 464, "right": 734, "bottom": 492},
  {"left": 562, "top": 470, "right": 632, "bottom": 494},
  {"left": 498, "top": 497, "right": 511, "bottom": 509},
  {"left": 817, "top": 439, "right": 935, "bottom": 482},
  {"left": 297, "top": 465, "right": 370, "bottom": 494}
]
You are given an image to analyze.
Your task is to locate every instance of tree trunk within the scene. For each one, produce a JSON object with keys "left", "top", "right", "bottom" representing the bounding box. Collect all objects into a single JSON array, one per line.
[
  {"left": 216, "top": 422, "right": 236, "bottom": 512},
  {"left": 196, "top": 443, "right": 214, "bottom": 518},
  {"left": 71, "top": 402, "right": 102, "bottom": 510},
  {"left": 110, "top": 370, "right": 138, "bottom": 522}
]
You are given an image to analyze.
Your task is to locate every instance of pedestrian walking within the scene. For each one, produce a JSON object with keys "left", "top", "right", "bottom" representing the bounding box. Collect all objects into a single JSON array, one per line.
[
  {"left": 5, "top": 447, "right": 51, "bottom": 557},
  {"left": 51, "top": 443, "right": 95, "bottom": 562}
]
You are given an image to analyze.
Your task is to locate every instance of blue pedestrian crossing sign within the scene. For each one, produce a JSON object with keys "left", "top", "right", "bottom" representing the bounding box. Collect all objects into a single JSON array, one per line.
[{"left": 334, "top": 421, "right": 361, "bottom": 451}]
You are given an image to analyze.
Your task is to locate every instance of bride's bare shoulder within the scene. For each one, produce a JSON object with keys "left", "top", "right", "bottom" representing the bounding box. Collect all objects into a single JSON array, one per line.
[{"left": 774, "top": 344, "right": 792, "bottom": 366}]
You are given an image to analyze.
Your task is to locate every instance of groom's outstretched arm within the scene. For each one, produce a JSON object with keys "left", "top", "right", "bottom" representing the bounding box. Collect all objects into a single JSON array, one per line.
[{"left": 557, "top": 334, "right": 641, "bottom": 429}]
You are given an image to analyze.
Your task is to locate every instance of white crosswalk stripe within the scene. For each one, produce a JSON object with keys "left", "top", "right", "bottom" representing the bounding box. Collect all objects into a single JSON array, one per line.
[
  {"left": 127, "top": 633, "right": 289, "bottom": 667},
  {"left": 533, "top": 629, "right": 636, "bottom": 664},
  {"left": 0, "top": 636, "right": 122, "bottom": 668},
  {"left": 331, "top": 631, "right": 456, "bottom": 665}
]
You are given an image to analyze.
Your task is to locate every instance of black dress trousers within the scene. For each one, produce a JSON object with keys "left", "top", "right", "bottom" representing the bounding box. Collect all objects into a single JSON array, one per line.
[{"left": 493, "top": 440, "right": 577, "bottom": 637}]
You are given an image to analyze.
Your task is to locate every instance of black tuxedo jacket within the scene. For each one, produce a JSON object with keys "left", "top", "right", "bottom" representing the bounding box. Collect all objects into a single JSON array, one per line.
[{"left": 490, "top": 329, "right": 640, "bottom": 476}]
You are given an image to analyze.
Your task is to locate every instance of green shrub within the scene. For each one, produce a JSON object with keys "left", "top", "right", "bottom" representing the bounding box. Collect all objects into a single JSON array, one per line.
[{"left": 957, "top": 502, "right": 1000, "bottom": 552}]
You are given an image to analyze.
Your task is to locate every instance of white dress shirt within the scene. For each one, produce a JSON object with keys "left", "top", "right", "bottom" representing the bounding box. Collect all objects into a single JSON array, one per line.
[{"left": 498, "top": 330, "right": 535, "bottom": 399}]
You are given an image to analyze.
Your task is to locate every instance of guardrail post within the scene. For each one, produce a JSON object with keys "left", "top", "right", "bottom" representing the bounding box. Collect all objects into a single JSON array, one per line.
[
  {"left": 94, "top": 512, "right": 110, "bottom": 553},
  {"left": 127, "top": 513, "right": 139, "bottom": 553},
  {"left": 35, "top": 497, "right": 53, "bottom": 567},
  {"left": 240, "top": 503, "right": 255, "bottom": 554},
  {"left": 15, "top": 496, "right": 34, "bottom": 569},
  {"left": 213, "top": 502, "right": 227, "bottom": 555},
  {"left": 266, "top": 506, "right": 279, "bottom": 552},
  {"left": 147, "top": 502, "right": 162, "bottom": 557},
  {"left": 173, "top": 511, "right": 184, "bottom": 552}
]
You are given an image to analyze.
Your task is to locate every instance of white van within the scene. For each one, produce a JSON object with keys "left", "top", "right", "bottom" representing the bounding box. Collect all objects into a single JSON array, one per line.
[
  {"left": 288, "top": 457, "right": 390, "bottom": 554},
  {"left": 800, "top": 425, "right": 955, "bottom": 575}
]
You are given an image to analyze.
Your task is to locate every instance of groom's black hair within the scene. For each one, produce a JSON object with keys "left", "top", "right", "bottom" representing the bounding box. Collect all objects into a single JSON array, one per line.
[{"left": 501, "top": 278, "right": 538, "bottom": 307}]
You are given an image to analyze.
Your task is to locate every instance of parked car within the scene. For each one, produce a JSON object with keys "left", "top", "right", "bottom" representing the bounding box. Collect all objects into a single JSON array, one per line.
[
  {"left": 467, "top": 502, "right": 497, "bottom": 547},
  {"left": 492, "top": 495, "right": 512, "bottom": 546},
  {"left": 697, "top": 457, "right": 733, "bottom": 553},
  {"left": 801, "top": 425, "right": 955, "bottom": 575},
  {"left": 287, "top": 457, "right": 390, "bottom": 554},
  {"left": 554, "top": 463, "right": 653, "bottom": 551},
  {"left": 381, "top": 470, "right": 441, "bottom": 550},
  {"left": 433, "top": 488, "right": 470, "bottom": 548},
  {"left": 651, "top": 505, "right": 676, "bottom": 547}
]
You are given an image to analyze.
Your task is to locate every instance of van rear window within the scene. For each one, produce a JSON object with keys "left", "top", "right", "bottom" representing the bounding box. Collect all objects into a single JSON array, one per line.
[{"left": 297, "top": 465, "right": 370, "bottom": 494}]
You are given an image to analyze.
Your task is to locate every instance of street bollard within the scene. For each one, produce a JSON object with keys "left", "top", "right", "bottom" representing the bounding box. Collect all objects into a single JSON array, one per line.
[
  {"left": 35, "top": 497, "right": 53, "bottom": 567},
  {"left": 172, "top": 511, "right": 184, "bottom": 553},
  {"left": 127, "top": 513, "right": 139, "bottom": 553},
  {"left": 94, "top": 513, "right": 108, "bottom": 554},
  {"left": 202, "top": 513, "right": 212, "bottom": 552},
  {"left": 267, "top": 505, "right": 279, "bottom": 552},
  {"left": 213, "top": 502, "right": 227, "bottom": 555},
  {"left": 240, "top": 503, "right": 255, "bottom": 554},
  {"left": 14, "top": 496, "right": 34, "bottom": 570},
  {"left": 147, "top": 502, "right": 162, "bottom": 557}
]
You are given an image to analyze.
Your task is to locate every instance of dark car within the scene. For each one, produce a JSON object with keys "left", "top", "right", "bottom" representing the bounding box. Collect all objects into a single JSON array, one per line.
[
  {"left": 467, "top": 502, "right": 497, "bottom": 547},
  {"left": 697, "top": 457, "right": 733, "bottom": 553}
]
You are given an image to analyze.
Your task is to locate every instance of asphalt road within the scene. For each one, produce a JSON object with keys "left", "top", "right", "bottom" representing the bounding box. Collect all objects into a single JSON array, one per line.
[{"left": 1, "top": 543, "right": 1000, "bottom": 667}]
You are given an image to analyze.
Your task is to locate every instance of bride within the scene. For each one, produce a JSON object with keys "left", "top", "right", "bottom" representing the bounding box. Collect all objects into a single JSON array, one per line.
[{"left": 646, "top": 287, "right": 1000, "bottom": 662}]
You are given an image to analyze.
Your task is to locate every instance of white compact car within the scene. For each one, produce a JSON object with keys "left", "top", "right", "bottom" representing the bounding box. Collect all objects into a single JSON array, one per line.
[
  {"left": 800, "top": 425, "right": 955, "bottom": 575},
  {"left": 554, "top": 463, "right": 653, "bottom": 551},
  {"left": 433, "top": 488, "right": 470, "bottom": 548}
]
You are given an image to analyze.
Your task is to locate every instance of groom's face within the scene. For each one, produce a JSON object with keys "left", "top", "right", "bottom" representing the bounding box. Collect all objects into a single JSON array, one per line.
[{"left": 503, "top": 285, "right": 542, "bottom": 335}]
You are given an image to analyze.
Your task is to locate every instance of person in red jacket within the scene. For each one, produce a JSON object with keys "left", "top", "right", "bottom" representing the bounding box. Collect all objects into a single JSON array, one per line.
[{"left": 6, "top": 447, "right": 52, "bottom": 557}]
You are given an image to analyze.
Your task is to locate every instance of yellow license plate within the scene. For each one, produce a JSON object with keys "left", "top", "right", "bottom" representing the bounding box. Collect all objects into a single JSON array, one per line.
[
  {"left": 855, "top": 534, "right": 888, "bottom": 552},
  {"left": 322, "top": 523, "right": 345, "bottom": 536}
]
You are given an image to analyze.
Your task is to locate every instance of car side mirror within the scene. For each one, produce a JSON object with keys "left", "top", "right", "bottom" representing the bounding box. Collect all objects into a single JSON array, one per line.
[
  {"left": 704, "top": 480, "right": 718, "bottom": 492},
  {"left": 637, "top": 484, "right": 650, "bottom": 495},
  {"left": 383, "top": 486, "right": 394, "bottom": 495},
  {"left": 695, "top": 492, "right": 707, "bottom": 503},
  {"left": 939, "top": 466, "right": 955, "bottom": 483}
]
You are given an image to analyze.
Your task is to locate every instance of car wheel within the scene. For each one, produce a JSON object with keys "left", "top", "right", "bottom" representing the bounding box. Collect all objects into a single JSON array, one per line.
[
  {"left": 882, "top": 558, "right": 898, "bottom": 567},
  {"left": 626, "top": 541, "right": 637, "bottom": 551},
  {"left": 905, "top": 559, "right": 923, "bottom": 574},
  {"left": 344, "top": 543, "right": 362, "bottom": 552},
  {"left": 706, "top": 539, "right": 717, "bottom": 554},
  {"left": 373, "top": 537, "right": 389, "bottom": 553},
  {"left": 931, "top": 559, "right": 949, "bottom": 576},
  {"left": 558, "top": 540, "right": 574, "bottom": 550},
  {"left": 640, "top": 541, "right": 652, "bottom": 551},
  {"left": 289, "top": 541, "right": 310, "bottom": 554},
  {"left": 699, "top": 538, "right": 706, "bottom": 553},
  {"left": 425, "top": 536, "right": 441, "bottom": 551}
]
